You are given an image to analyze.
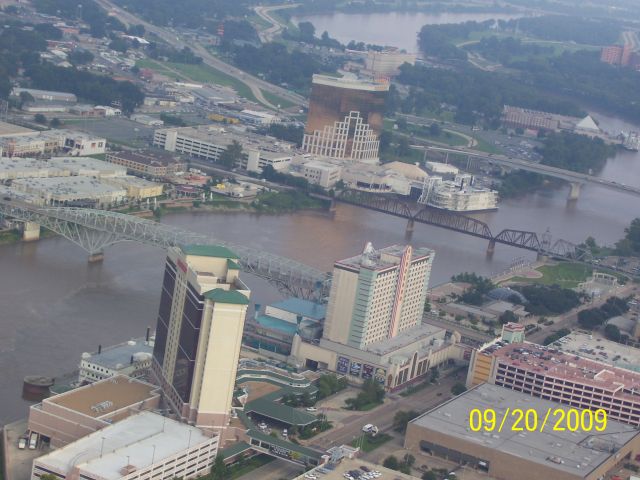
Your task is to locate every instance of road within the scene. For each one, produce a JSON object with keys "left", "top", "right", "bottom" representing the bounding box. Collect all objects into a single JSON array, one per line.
[
  {"left": 93, "top": 0, "right": 308, "bottom": 110},
  {"left": 254, "top": 4, "right": 299, "bottom": 44},
  {"left": 419, "top": 145, "right": 640, "bottom": 198},
  {"left": 306, "top": 376, "right": 458, "bottom": 450}
]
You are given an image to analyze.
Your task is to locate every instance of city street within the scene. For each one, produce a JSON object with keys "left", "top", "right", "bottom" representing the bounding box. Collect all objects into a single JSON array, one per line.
[{"left": 307, "top": 375, "right": 459, "bottom": 450}]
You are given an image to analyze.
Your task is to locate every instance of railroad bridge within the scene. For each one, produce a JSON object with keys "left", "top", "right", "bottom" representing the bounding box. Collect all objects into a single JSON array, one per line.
[{"left": 333, "top": 190, "right": 589, "bottom": 260}]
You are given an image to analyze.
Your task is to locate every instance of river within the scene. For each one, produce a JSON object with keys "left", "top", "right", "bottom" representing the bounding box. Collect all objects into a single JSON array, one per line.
[
  {"left": 290, "top": 11, "right": 529, "bottom": 52},
  {"left": 1, "top": 139, "right": 639, "bottom": 424}
]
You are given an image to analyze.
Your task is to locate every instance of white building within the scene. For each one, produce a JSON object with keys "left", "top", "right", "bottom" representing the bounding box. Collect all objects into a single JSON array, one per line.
[
  {"left": 0, "top": 158, "right": 70, "bottom": 180},
  {"left": 31, "top": 411, "right": 218, "bottom": 480},
  {"left": 79, "top": 337, "right": 154, "bottom": 384},
  {"left": 12, "top": 177, "right": 127, "bottom": 206},
  {"left": 153, "top": 125, "right": 294, "bottom": 173},
  {"left": 419, "top": 174, "right": 498, "bottom": 212},
  {"left": 239, "top": 109, "right": 279, "bottom": 126},
  {"left": 11, "top": 87, "right": 77, "bottom": 103},
  {"left": 0, "top": 130, "right": 105, "bottom": 157},
  {"left": 63, "top": 131, "right": 107, "bottom": 156},
  {"left": 301, "top": 160, "right": 341, "bottom": 188}
]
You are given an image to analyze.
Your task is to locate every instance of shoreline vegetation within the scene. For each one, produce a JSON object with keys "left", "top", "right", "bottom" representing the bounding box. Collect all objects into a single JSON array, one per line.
[{"left": 0, "top": 191, "right": 330, "bottom": 248}]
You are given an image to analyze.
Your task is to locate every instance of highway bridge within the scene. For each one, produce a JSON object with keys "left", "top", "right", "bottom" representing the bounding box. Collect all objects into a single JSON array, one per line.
[
  {"left": 419, "top": 145, "right": 640, "bottom": 200},
  {"left": 0, "top": 200, "right": 329, "bottom": 299}
]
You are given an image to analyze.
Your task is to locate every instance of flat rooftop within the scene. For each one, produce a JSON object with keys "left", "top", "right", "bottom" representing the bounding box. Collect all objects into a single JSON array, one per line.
[
  {"left": 365, "top": 322, "right": 446, "bottom": 357},
  {"left": 46, "top": 376, "right": 159, "bottom": 418},
  {"left": 336, "top": 244, "right": 433, "bottom": 273},
  {"left": 558, "top": 332, "right": 640, "bottom": 373},
  {"left": 155, "top": 125, "right": 295, "bottom": 153},
  {"left": 411, "top": 383, "right": 640, "bottom": 477},
  {"left": 83, "top": 337, "right": 153, "bottom": 370},
  {"left": 12, "top": 177, "right": 126, "bottom": 197},
  {"left": 269, "top": 298, "right": 326, "bottom": 321},
  {"left": 107, "top": 150, "right": 183, "bottom": 166},
  {"left": 48, "top": 157, "right": 125, "bottom": 176},
  {"left": 36, "top": 411, "right": 211, "bottom": 480},
  {"left": 312, "top": 74, "right": 389, "bottom": 92},
  {"left": 481, "top": 341, "right": 640, "bottom": 401},
  {"left": 0, "top": 121, "right": 36, "bottom": 137},
  {"left": 0, "top": 158, "right": 69, "bottom": 177}
]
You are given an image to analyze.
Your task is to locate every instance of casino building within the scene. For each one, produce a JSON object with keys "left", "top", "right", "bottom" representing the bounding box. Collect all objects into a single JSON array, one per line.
[
  {"left": 302, "top": 75, "right": 388, "bottom": 163},
  {"left": 151, "top": 245, "right": 250, "bottom": 435}
]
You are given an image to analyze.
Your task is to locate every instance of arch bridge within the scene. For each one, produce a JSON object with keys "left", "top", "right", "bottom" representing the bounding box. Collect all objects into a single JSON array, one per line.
[{"left": 0, "top": 200, "right": 330, "bottom": 300}]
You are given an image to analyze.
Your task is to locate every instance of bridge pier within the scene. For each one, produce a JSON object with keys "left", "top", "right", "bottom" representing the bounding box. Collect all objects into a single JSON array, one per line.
[
  {"left": 537, "top": 251, "right": 549, "bottom": 262},
  {"left": 88, "top": 251, "right": 105, "bottom": 263},
  {"left": 22, "top": 222, "right": 40, "bottom": 242},
  {"left": 568, "top": 182, "right": 582, "bottom": 201},
  {"left": 405, "top": 218, "right": 415, "bottom": 234},
  {"left": 486, "top": 239, "right": 496, "bottom": 256}
]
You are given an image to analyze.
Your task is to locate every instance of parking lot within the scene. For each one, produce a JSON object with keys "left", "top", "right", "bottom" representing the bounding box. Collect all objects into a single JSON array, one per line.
[{"left": 3, "top": 419, "right": 50, "bottom": 480}]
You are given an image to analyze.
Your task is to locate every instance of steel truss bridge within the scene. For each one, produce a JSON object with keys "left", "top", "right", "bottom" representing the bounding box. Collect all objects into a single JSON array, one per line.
[
  {"left": 336, "top": 190, "right": 590, "bottom": 260},
  {"left": 0, "top": 200, "right": 330, "bottom": 299}
]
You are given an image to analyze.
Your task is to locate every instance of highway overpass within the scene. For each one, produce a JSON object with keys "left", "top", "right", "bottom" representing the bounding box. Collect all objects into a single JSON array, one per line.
[{"left": 419, "top": 145, "right": 640, "bottom": 200}]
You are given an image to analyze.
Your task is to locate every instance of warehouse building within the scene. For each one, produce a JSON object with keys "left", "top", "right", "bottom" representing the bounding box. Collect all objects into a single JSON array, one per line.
[
  {"left": 12, "top": 177, "right": 127, "bottom": 206},
  {"left": 47, "top": 157, "right": 126, "bottom": 177},
  {"left": 0, "top": 158, "right": 70, "bottom": 180},
  {"left": 31, "top": 411, "right": 218, "bottom": 480},
  {"left": 405, "top": 383, "right": 640, "bottom": 480}
]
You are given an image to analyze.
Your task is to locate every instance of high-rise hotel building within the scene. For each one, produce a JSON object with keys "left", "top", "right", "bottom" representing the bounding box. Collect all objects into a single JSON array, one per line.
[
  {"left": 152, "top": 245, "right": 250, "bottom": 433},
  {"left": 291, "top": 243, "right": 462, "bottom": 392},
  {"left": 302, "top": 75, "right": 389, "bottom": 163},
  {"left": 323, "top": 243, "right": 434, "bottom": 348}
]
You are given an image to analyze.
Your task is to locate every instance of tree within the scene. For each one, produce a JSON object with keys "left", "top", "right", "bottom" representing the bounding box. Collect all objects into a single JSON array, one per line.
[
  {"left": 605, "top": 324, "right": 622, "bottom": 342},
  {"left": 498, "top": 310, "right": 518, "bottom": 325},
  {"left": 50, "top": 117, "right": 61, "bottom": 128},
  {"left": 429, "top": 123, "right": 442, "bottom": 136},
  {"left": 19, "top": 91, "right": 34, "bottom": 108},
  {"left": 396, "top": 137, "right": 411, "bottom": 156},
  {"left": 40, "top": 475, "right": 57, "bottom": 480},
  {"left": 393, "top": 410, "right": 419, "bottom": 433},
  {"left": 219, "top": 140, "right": 243, "bottom": 168},
  {"left": 298, "top": 21, "right": 316, "bottom": 41},
  {"left": 403, "top": 453, "right": 416, "bottom": 467},
  {"left": 383, "top": 456, "right": 400, "bottom": 470},
  {"left": 429, "top": 367, "right": 439, "bottom": 383},
  {"left": 34, "top": 113, "right": 47, "bottom": 124},
  {"left": 210, "top": 454, "right": 227, "bottom": 480},
  {"left": 423, "top": 472, "right": 438, "bottom": 480},
  {"left": 451, "top": 383, "right": 467, "bottom": 395}
]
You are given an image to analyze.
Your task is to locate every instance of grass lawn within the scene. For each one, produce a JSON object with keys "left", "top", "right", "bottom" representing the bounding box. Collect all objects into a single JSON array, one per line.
[
  {"left": 262, "top": 89, "right": 297, "bottom": 109},
  {"left": 351, "top": 433, "right": 393, "bottom": 453},
  {"left": 227, "top": 454, "right": 275, "bottom": 479},
  {"left": 384, "top": 120, "right": 469, "bottom": 147},
  {"left": 136, "top": 59, "right": 259, "bottom": 104},
  {"left": 473, "top": 135, "right": 503, "bottom": 154},
  {"left": 509, "top": 262, "right": 593, "bottom": 289}
]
